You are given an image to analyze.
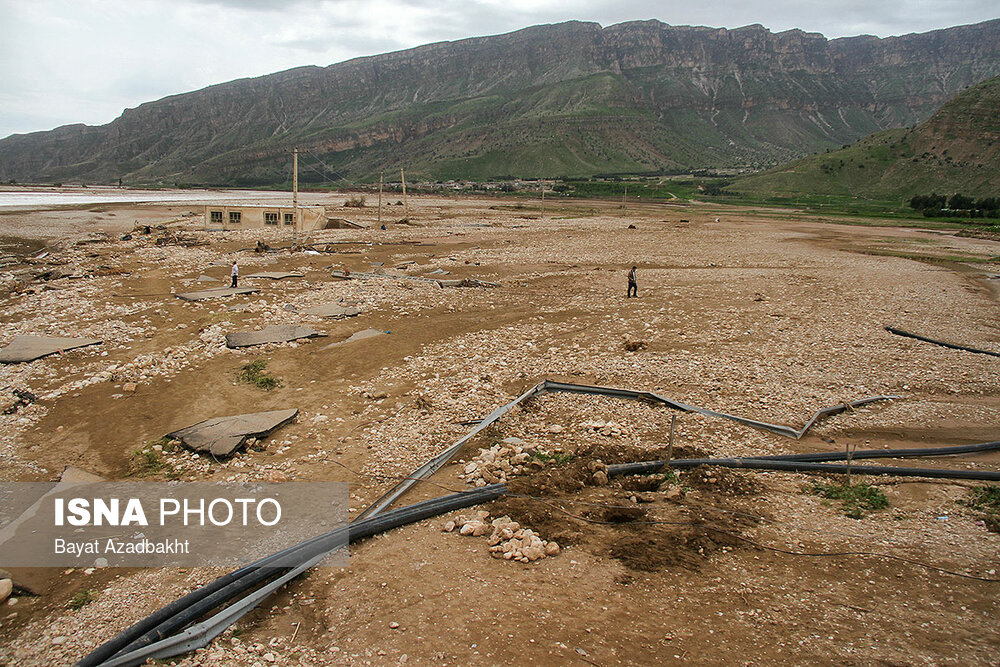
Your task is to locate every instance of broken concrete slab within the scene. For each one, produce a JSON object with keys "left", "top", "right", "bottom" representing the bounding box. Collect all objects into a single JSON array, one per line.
[
  {"left": 196, "top": 275, "right": 217, "bottom": 282},
  {"left": 166, "top": 409, "right": 298, "bottom": 456},
  {"left": 60, "top": 466, "right": 106, "bottom": 483},
  {"left": 175, "top": 287, "right": 260, "bottom": 301},
  {"left": 225, "top": 325, "right": 326, "bottom": 349},
  {"left": 244, "top": 272, "right": 304, "bottom": 280},
  {"left": 322, "top": 328, "right": 387, "bottom": 350},
  {"left": 301, "top": 304, "right": 362, "bottom": 319},
  {"left": 0, "top": 335, "right": 102, "bottom": 364}
]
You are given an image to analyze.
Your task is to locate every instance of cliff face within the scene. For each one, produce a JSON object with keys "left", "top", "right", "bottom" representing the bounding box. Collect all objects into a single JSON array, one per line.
[
  {"left": 2, "top": 19, "right": 999, "bottom": 184},
  {"left": 731, "top": 75, "right": 1000, "bottom": 199}
]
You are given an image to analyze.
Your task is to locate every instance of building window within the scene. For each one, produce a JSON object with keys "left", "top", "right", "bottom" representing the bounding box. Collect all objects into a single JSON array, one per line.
[
  {"left": 229, "top": 211, "right": 241, "bottom": 224},
  {"left": 284, "top": 213, "right": 295, "bottom": 226},
  {"left": 264, "top": 212, "right": 279, "bottom": 225},
  {"left": 210, "top": 210, "right": 223, "bottom": 224}
]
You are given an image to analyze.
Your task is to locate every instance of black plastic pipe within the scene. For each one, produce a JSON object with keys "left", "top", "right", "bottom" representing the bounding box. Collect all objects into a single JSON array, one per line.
[
  {"left": 607, "top": 457, "right": 1000, "bottom": 481},
  {"left": 78, "top": 485, "right": 506, "bottom": 667},
  {"left": 749, "top": 440, "right": 1000, "bottom": 462},
  {"left": 886, "top": 326, "right": 1000, "bottom": 358}
]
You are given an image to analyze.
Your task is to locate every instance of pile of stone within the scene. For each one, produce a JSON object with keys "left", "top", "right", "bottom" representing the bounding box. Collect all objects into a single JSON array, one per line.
[
  {"left": 458, "top": 437, "right": 543, "bottom": 486},
  {"left": 444, "top": 511, "right": 560, "bottom": 563},
  {"left": 579, "top": 420, "right": 629, "bottom": 437}
]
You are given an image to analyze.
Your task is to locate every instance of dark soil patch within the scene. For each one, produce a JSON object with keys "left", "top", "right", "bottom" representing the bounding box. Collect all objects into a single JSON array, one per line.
[
  {"left": 684, "top": 466, "right": 764, "bottom": 496},
  {"left": 617, "top": 475, "right": 663, "bottom": 492},
  {"left": 599, "top": 504, "right": 647, "bottom": 523},
  {"left": 608, "top": 521, "right": 740, "bottom": 572}
]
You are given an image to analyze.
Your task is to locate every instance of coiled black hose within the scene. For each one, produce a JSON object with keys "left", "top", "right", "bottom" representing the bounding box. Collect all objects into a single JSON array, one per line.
[{"left": 76, "top": 484, "right": 506, "bottom": 667}]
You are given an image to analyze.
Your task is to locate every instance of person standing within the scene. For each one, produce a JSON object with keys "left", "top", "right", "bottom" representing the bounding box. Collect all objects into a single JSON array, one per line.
[
  {"left": 231, "top": 260, "right": 239, "bottom": 288},
  {"left": 627, "top": 266, "right": 638, "bottom": 298}
]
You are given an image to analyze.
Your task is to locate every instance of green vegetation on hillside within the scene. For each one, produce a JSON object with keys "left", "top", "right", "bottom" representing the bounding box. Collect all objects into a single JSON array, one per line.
[{"left": 728, "top": 76, "right": 1000, "bottom": 204}]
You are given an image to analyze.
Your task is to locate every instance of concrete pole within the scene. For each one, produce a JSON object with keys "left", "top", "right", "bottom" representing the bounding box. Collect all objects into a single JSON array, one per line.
[{"left": 378, "top": 171, "right": 383, "bottom": 227}]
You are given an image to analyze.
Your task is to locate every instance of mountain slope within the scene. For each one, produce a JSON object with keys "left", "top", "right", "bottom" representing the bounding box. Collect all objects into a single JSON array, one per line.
[
  {"left": 729, "top": 75, "right": 1000, "bottom": 199},
  {"left": 1, "top": 19, "right": 1000, "bottom": 185}
]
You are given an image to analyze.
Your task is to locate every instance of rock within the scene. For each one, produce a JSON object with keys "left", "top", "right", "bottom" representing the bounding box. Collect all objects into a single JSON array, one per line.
[
  {"left": 591, "top": 470, "right": 609, "bottom": 486},
  {"left": 523, "top": 546, "right": 544, "bottom": 561},
  {"left": 459, "top": 523, "right": 475, "bottom": 536},
  {"left": 389, "top": 621, "right": 400, "bottom": 629},
  {"left": 0, "top": 579, "right": 11, "bottom": 603},
  {"left": 122, "top": 382, "right": 137, "bottom": 392},
  {"left": 262, "top": 652, "right": 276, "bottom": 662},
  {"left": 52, "top": 636, "right": 68, "bottom": 645},
  {"left": 471, "top": 522, "right": 490, "bottom": 537},
  {"left": 544, "top": 542, "right": 560, "bottom": 556},
  {"left": 443, "top": 520, "right": 456, "bottom": 533},
  {"left": 548, "top": 424, "right": 564, "bottom": 433}
]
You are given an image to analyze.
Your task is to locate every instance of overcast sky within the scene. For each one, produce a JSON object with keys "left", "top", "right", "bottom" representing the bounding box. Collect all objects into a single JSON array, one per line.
[{"left": 0, "top": 0, "right": 996, "bottom": 139}]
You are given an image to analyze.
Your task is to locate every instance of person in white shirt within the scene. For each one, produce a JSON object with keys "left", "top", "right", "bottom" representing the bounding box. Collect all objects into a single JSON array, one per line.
[{"left": 231, "top": 261, "right": 239, "bottom": 288}]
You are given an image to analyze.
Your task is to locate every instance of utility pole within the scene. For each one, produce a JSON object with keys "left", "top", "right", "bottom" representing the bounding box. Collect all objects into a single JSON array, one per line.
[
  {"left": 292, "top": 147, "right": 299, "bottom": 248},
  {"left": 622, "top": 183, "right": 627, "bottom": 211},
  {"left": 540, "top": 180, "right": 545, "bottom": 218},
  {"left": 378, "top": 171, "right": 383, "bottom": 227},
  {"left": 401, "top": 168, "right": 409, "bottom": 220}
]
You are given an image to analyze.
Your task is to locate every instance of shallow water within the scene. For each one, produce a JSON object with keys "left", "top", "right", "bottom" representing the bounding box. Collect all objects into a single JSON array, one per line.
[{"left": 0, "top": 188, "right": 294, "bottom": 209}]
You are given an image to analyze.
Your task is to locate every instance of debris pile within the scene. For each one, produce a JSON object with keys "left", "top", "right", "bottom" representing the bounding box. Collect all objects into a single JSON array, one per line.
[
  {"left": 444, "top": 511, "right": 560, "bottom": 562},
  {"left": 579, "top": 420, "right": 630, "bottom": 438},
  {"left": 458, "top": 439, "right": 544, "bottom": 486}
]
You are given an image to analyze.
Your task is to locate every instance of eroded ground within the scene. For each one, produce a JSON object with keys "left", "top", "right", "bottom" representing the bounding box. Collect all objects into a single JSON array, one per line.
[{"left": 0, "top": 193, "right": 998, "bottom": 665}]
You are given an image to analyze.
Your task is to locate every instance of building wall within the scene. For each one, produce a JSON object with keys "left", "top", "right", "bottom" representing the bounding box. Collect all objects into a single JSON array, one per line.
[{"left": 203, "top": 205, "right": 327, "bottom": 232}]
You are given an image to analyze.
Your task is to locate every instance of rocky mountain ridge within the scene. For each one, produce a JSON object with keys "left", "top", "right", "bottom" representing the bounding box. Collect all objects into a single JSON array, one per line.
[{"left": 2, "top": 18, "right": 999, "bottom": 184}]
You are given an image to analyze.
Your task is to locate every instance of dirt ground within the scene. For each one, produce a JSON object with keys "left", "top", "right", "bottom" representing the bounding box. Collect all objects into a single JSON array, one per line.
[{"left": 0, "top": 190, "right": 998, "bottom": 665}]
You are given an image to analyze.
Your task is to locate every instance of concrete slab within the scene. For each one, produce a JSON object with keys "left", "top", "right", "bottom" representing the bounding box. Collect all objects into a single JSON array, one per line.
[
  {"left": 60, "top": 466, "right": 105, "bottom": 483},
  {"left": 322, "top": 328, "right": 387, "bottom": 350},
  {"left": 301, "top": 304, "right": 362, "bottom": 318},
  {"left": 175, "top": 287, "right": 260, "bottom": 301},
  {"left": 0, "top": 335, "right": 102, "bottom": 364},
  {"left": 244, "top": 272, "right": 304, "bottom": 280},
  {"left": 225, "top": 325, "right": 326, "bottom": 349},
  {"left": 167, "top": 409, "right": 298, "bottom": 456}
]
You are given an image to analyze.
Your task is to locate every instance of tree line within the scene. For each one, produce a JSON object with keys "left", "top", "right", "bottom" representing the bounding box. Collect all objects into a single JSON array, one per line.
[{"left": 909, "top": 193, "right": 1000, "bottom": 219}]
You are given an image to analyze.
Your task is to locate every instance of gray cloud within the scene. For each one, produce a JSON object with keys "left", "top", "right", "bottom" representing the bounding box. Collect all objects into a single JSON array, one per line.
[{"left": 0, "top": 0, "right": 996, "bottom": 139}]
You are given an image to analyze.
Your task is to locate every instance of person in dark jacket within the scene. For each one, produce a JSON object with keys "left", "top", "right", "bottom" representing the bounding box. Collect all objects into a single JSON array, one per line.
[{"left": 627, "top": 266, "right": 637, "bottom": 298}]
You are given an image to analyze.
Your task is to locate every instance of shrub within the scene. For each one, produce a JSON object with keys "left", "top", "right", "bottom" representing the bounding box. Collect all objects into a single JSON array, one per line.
[
  {"left": 343, "top": 196, "right": 366, "bottom": 208},
  {"left": 809, "top": 480, "right": 889, "bottom": 519},
  {"left": 237, "top": 360, "right": 281, "bottom": 391},
  {"left": 69, "top": 589, "right": 96, "bottom": 610}
]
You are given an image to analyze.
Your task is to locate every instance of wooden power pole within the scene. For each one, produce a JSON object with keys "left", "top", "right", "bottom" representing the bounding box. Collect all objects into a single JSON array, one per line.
[
  {"left": 292, "top": 147, "right": 299, "bottom": 247},
  {"left": 378, "top": 171, "right": 383, "bottom": 227},
  {"left": 401, "top": 169, "right": 409, "bottom": 220}
]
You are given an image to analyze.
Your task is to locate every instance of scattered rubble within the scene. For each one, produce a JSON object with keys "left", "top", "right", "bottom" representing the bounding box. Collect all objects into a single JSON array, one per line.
[
  {"left": 458, "top": 440, "right": 545, "bottom": 486},
  {"left": 444, "top": 511, "right": 560, "bottom": 563}
]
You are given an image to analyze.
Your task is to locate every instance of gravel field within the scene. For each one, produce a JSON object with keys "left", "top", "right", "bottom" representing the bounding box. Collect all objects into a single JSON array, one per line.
[{"left": 0, "top": 191, "right": 998, "bottom": 666}]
